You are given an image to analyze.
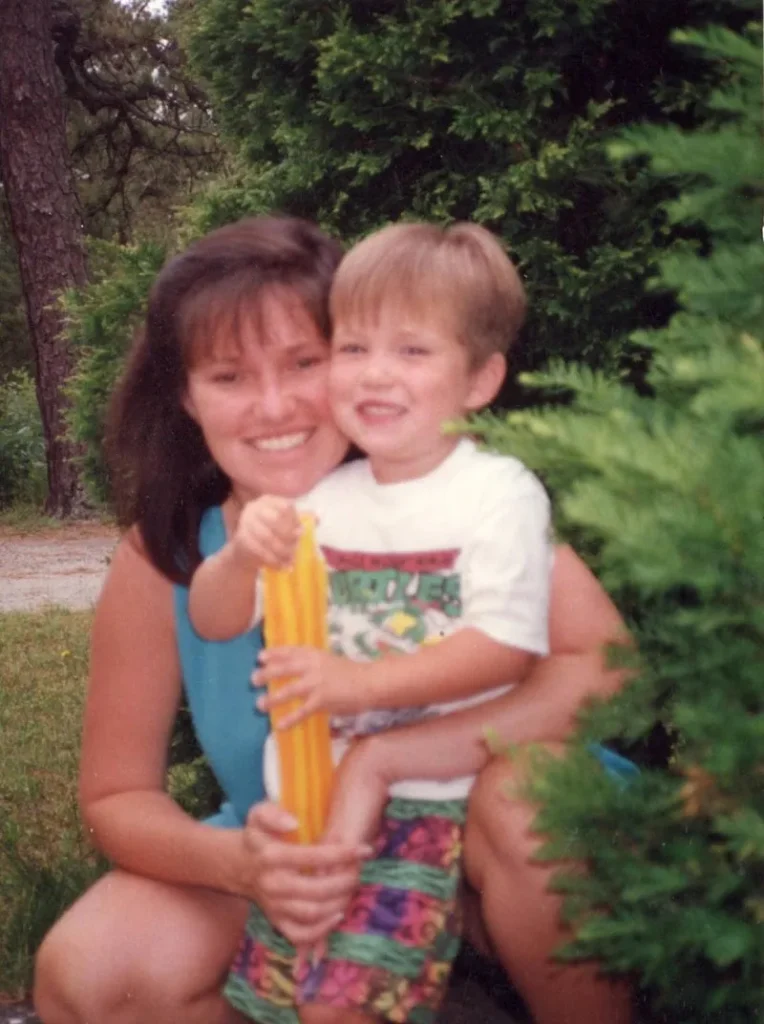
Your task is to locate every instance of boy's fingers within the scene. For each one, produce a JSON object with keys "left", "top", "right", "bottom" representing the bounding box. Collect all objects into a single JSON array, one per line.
[
  {"left": 256, "top": 650, "right": 311, "bottom": 680},
  {"left": 259, "top": 645, "right": 307, "bottom": 664},
  {"left": 257, "top": 678, "right": 313, "bottom": 706},
  {"left": 275, "top": 702, "right": 314, "bottom": 730}
]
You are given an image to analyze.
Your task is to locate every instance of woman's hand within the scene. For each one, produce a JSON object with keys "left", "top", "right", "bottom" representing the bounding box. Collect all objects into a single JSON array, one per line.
[{"left": 237, "top": 802, "right": 371, "bottom": 946}]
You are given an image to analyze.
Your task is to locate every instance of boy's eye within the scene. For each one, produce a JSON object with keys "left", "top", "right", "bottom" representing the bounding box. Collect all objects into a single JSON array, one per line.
[
  {"left": 210, "top": 370, "right": 239, "bottom": 384},
  {"left": 401, "top": 345, "right": 429, "bottom": 357},
  {"left": 335, "top": 342, "right": 366, "bottom": 355}
]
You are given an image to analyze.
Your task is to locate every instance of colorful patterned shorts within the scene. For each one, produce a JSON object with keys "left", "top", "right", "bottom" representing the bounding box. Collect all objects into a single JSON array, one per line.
[{"left": 225, "top": 797, "right": 467, "bottom": 1024}]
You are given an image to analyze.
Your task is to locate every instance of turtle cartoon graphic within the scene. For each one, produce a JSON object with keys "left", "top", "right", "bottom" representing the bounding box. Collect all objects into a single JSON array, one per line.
[{"left": 343, "top": 601, "right": 452, "bottom": 660}]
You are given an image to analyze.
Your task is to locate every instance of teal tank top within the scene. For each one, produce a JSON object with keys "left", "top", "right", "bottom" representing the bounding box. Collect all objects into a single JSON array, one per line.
[{"left": 173, "top": 505, "right": 270, "bottom": 828}]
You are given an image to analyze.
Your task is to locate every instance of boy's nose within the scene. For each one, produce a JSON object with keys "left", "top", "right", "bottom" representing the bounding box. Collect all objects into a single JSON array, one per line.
[{"left": 359, "top": 353, "right": 393, "bottom": 387}]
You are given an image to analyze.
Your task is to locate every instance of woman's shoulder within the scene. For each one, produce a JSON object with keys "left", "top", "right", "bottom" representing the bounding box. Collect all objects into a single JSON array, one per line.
[{"left": 97, "top": 525, "right": 175, "bottom": 630}]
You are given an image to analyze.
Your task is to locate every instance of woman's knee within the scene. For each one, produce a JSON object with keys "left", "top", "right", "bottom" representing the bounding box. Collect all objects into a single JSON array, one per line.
[
  {"left": 464, "top": 745, "right": 565, "bottom": 885},
  {"left": 34, "top": 870, "right": 248, "bottom": 1024},
  {"left": 34, "top": 902, "right": 137, "bottom": 1023}
]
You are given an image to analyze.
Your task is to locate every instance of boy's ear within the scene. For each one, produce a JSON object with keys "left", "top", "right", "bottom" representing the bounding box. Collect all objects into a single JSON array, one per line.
[{"left": 466, "top": 353, "right": 506, "bottom": 411}]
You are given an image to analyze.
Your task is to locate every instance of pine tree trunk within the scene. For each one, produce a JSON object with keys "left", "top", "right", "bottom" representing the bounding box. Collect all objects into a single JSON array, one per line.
[{"left": 0, "top": 0, "right": 88, "bottom": 516}]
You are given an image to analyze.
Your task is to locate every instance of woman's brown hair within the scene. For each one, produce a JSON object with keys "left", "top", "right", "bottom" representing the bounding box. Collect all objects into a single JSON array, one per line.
[{"left": 106, "top": 216, "right": 343, "bottom": 584}]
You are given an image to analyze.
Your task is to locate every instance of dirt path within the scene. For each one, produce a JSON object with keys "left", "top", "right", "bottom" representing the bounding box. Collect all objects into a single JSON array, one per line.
[{"left": 0, "top": 523, "right": 117, "bottom": 612}]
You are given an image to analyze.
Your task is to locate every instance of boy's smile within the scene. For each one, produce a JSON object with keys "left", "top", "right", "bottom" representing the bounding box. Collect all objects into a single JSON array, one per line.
[{"left": 329, "top": 313, "right": 504, "bottom": 484}]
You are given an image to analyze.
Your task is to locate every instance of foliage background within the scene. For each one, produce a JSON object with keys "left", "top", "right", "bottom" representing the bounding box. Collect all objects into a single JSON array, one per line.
[
  {"left": 63, "top": 0, "right": 752, "bottom": 501},
  {"left": 469, "top": 24, "right": 763, "bottom": 1022}
]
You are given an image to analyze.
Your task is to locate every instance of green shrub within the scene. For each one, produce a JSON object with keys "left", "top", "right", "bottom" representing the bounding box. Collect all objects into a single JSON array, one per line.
[
  {"left": 469, "top": 24, "right": 763, "bottom": 1021},
  {"left": 184, "top": 0, "right": 749, "bottom": 382},
  {"left": 65, "top": 240, "right": 167, "bottom": 504},
  {"left": 0, "top": 369, "right": 47, "bottom": 508}
]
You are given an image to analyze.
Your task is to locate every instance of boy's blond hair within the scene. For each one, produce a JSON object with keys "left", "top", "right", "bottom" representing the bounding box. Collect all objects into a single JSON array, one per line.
[{"left": 330, "top": 221, "right": 526, "bottom": 366}]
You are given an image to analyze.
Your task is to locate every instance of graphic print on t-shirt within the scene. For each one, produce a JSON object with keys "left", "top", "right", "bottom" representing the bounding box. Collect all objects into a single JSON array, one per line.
[{"left": 321, "top": 545, "right": 463, "bottom": 737}]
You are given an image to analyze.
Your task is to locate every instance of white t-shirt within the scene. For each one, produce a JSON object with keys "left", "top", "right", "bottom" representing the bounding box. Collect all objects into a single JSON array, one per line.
[{"left": 264, "top": 438, "right": 553, "bottom": 800}]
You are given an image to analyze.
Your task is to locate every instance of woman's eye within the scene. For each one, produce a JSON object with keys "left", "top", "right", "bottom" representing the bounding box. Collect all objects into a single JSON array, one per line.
[
  {"left": 210, "top": 370, "right": 239, "bottom": 384},
  {"left": 335, "top": 342, "right": 365, "bottom": 355},
  {"left": 401, "top": 345, "right": 429, "bottom": 357},
  {"left": 295, "top": 355, "right": 324, "bottom": 370}
]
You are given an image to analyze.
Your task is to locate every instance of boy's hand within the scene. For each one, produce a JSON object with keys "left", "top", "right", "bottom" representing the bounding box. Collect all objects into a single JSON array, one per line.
[
  {"left": 232, "top": 496, "right": 301, "bottom": 569},
  {"left": 254, "top": 648, "right": 369, "bottom": 728}
]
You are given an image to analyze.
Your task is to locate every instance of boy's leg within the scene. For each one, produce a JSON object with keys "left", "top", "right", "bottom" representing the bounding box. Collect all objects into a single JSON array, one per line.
[
  {"left": 296, "top": 796, "right": 466, "bottom": 1024},
  {"left": 300, "top": 1009, "right": 371, "bottom": 1024},
  {"left": 34, "top": 868, "right": 249, "bottom": 1024},
  {"left": 463, "top": 750, "right": 633, "bottom": 1024}
]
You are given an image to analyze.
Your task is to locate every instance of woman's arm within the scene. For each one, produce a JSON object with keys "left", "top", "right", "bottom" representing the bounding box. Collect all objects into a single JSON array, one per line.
[
  {"left": 324, "top": 545, "right": 630, "bottom": 842},
  {"left": 80, "top": 531, "right": 368, "bottom": 943}
]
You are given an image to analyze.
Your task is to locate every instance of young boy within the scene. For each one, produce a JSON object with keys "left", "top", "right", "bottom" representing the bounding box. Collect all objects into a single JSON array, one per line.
[{"left": 191, "top": 222, "right": 553, "bottom": 1024}]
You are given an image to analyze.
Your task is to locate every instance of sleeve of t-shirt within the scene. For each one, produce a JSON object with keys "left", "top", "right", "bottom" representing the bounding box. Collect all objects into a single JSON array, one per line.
[{"left": 461, "top": 463, "right": 553, "bottom": 655}]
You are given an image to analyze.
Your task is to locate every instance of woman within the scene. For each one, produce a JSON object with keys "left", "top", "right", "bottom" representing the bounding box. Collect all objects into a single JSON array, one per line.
[{"left": 33, "top": 216, "right": 631, "bottom": 1024}]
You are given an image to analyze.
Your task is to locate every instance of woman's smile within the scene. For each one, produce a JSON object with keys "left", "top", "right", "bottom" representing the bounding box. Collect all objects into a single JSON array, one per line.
[{"left": 246, "top": 430, "right": 313, "bottom": 452}]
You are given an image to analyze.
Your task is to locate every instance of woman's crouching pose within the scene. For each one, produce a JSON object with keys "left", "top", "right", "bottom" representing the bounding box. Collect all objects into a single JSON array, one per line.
[{"left": 34, "top": 216, "right": 631, "bottom": 1024}]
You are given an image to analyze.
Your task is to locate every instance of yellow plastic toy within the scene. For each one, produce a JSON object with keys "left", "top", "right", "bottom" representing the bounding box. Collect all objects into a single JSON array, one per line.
[{"left": 261, "top": 515, "right": 334, "bottom": 844}]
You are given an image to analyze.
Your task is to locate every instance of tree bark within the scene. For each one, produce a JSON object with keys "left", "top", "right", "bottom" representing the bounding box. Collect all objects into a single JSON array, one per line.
[{"left": 0, "top": 0, "right": 88, "bottom": 516}]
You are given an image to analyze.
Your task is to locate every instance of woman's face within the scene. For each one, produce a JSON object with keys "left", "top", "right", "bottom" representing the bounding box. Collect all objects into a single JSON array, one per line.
[{"left": 183, "top": 290, "right": 349, "bottom": 503}]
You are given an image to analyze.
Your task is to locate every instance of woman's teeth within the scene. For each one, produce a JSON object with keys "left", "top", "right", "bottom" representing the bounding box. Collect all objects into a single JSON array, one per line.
[{"left": 252, "top": 431, "right": 310, "bottom": 452}]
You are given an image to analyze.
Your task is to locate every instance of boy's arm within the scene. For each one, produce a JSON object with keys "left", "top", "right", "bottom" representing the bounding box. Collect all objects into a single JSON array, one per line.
[
  {"left": 259, "top": 467, "right": 551, "bottom": 723},
  {"left": 188, "top": 541, "right": 260, "bottom": 640},
  {"left": 189, "top": 494, "right": 302, "bottom": 641},
  {"left": 363, "top": 628, "right": 535, "bottom": 707},
  {"left": 324, "top": 546, "right": 632, "bottom": 846}
]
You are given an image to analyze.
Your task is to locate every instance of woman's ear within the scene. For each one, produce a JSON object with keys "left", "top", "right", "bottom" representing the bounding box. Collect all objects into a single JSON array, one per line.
[
  {"left": 182, "top": 390, "right": 198, "bottom": 422},
  {"left": 465, "top": 353, "right": 506, "bottom": 411}
]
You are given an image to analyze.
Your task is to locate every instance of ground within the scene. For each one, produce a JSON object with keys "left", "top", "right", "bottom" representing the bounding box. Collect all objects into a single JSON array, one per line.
[
  {"left": 0, "top": 523, "right": 117, "bottom": 613},
  {"left": 0, "top": 523, "right": 526, "bottom": 1024}
]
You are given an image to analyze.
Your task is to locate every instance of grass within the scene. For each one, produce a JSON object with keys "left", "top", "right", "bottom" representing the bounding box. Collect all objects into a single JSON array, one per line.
[
  {"left": 0, "top": 609, "right": 105, "bottom": 999},
  {"left": 0, "top": 607, "right": 218, "bottom": 999},
  {"left": 0, "top": 503, "right": 66, "bottom": 533},
  {"left": 0, "top": 500, "right": 116, "bottom": 534}
]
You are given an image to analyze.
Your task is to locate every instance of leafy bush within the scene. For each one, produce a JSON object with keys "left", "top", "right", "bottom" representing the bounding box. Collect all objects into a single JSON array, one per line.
[
  {"left": 184, "top": 0, "right": 750, "bottom": 382},
  {"left": 0, "top": 369, "right": 47, "bottom": 508},
  {"left": 65, "top": 240, "right": 167, "bottom": 503},
  {"left": 469, "top": 24, "right": 763, "bottom": 1021},
  {"left": 67, "top": 0, "right": 751, "bottom": 494}
]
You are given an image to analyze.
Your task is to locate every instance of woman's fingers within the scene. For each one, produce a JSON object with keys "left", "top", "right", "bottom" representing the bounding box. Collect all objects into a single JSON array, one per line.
[
  {"left": 245, "top": 800, "right": 299, "bottom": 836},
  {"left": 260, "top": 865, "right": 361, "bottom": 904},
  {"left": 278, "top": 911, "right": 347, "bottom": 948}
]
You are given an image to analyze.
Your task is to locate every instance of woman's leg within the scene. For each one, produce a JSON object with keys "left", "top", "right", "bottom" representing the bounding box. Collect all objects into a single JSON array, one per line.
[
  {"left": 34, "top": 869, "right": 249, "bottom": 1024},
  {"left": 463, "top": 750, "right": 632, "bottom": 1024}
]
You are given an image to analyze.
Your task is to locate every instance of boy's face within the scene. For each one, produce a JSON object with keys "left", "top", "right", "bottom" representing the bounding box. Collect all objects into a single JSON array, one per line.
[{"left": 329, "top": 310, "right": 504, "bottom": 483}]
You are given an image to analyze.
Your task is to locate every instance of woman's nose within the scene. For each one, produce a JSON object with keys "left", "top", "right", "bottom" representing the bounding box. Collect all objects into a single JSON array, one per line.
[{"left": 256, "top": 374, "right": 297, "bottom": 422}]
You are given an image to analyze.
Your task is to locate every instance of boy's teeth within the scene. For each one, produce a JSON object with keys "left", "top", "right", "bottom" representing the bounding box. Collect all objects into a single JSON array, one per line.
[
  {"left": 362, "top": 403, "right": 402, "bottom": 415},
  {"left": 254, "top": 432, "right": 309, "bottom": 451}
]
